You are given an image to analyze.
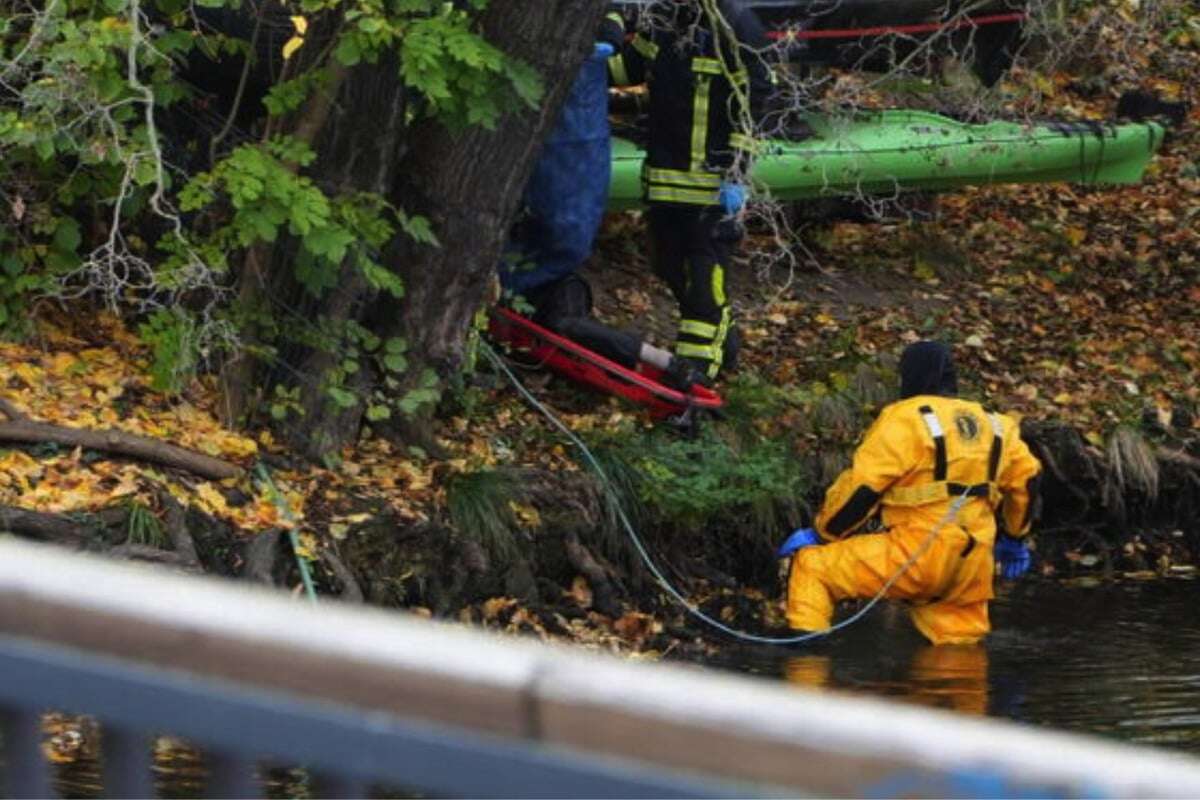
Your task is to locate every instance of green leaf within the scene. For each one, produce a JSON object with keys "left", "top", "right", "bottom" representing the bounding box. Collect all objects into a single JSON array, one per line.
[
  {"left": 334, "top": 36, "right": 362, "bottom": 66},
  {"left": 383, "top": 353, "right": 407, "bottom": 373},
  {"left": 365, "top": 404, "right": 391, "bottom": 421},
  {"left": 53, "top": 219, "right": 82, "bottom": 252},
  {"left": 327, "top": 385, "right": 358, "bottom": 409}
]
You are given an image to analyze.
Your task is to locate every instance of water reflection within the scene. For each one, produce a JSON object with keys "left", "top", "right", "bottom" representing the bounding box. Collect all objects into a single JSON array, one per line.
[
  {"left": 738, "top": 577, "right": 1200, "bottom": 753},
  {"left": 785, "top": 644, "right": 990, "bottom": 716}
]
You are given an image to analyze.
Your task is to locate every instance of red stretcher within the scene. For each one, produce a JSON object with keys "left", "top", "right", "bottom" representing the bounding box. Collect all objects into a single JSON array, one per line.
[{"left": 487, "top": 307, "right": 724, "bottom": 420}]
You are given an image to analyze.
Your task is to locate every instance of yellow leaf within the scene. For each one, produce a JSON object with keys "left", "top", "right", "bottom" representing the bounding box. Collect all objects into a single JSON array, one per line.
[
  {"left": 1052, "top": 392, "right": 1072, "bottom": 405},
  {"left": 1033, "top": 73, "right": 1056, "bottom": 97},
  {"left": 282, "top": 35, "right": 305, "bottom": 61},
  {"left": 13, "top": 362, "right": 41, "bottom": 387},
  {"left": 48, "top": 352, "right": 79, "bottom": 376},
  {"left": 482, "top": 597, "right": 516, "bottom": 621},
  {"left": 567, "top": 576, "right": 592, "bottom": 608},
  {"left": 1063, "top": 226, "right": 1086, "bottom": 247},
  {"left": 293, "top": 531, "right": 318, "bottom": 560},
  {"left": 509, "top": 500, "right": 541, "bottom": 529},
  {"left": 195, "top": 482, "right": 229, "bottom": 516},
  {"left": 290, "top": 15, "right": 308, "bottom": 35}
]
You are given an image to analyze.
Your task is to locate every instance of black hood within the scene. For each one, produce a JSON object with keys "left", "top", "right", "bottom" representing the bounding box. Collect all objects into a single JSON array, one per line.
[{"left": 899, "top": 340, "right": 958, "bottom": 399}]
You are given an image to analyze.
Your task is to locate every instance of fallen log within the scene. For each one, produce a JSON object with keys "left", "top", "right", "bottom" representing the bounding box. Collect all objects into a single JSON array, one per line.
[
  {"left": 0, "top": 505, "right": 97, "bottom": 546},
  {"left": 0, "top": 412, "right": 241, "bottom": 482}
]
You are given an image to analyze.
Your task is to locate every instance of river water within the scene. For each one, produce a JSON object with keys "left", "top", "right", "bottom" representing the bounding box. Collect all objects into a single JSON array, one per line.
[{"left": 727, "top": 576, "right": 1200, "bottom": 754}]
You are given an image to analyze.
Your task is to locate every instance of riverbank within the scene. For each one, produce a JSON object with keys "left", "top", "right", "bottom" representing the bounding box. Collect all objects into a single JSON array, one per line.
[{"left": 2, "top": 12, "right": 1199, "bottom": 657}]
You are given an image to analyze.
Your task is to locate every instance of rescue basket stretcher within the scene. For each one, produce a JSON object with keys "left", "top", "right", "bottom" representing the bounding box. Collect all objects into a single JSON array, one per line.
[{"left": 487, "top": 307, "right": 724, "bottom": 420}]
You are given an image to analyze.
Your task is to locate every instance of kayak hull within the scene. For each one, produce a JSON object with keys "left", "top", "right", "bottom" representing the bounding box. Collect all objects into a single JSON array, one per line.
[{"left": 608, "top": 111, "right": 1164, "bottom": 211}]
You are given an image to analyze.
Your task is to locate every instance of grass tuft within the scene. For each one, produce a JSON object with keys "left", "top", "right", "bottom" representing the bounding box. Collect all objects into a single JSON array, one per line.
[{"left": 445, "top": 469, "right": 524, "bottom": 565}]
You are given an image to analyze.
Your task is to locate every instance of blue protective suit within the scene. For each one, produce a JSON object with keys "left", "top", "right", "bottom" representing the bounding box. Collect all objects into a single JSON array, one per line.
[{"left": 500, "top": 45, "right": 612, "bottom": 295}]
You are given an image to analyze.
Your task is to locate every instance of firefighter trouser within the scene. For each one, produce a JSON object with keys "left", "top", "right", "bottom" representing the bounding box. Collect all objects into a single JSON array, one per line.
[
  {"left": 786, "top": 524, "right": 995, "bottom": 645},
  {"left": 646, "top": 204, "right": 740, "bottom": 380}
]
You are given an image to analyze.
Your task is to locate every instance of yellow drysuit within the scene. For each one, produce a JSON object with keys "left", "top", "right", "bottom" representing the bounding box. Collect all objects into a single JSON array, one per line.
[{"left": 786, "top": 395, "right": 1042, "bottom": 645}]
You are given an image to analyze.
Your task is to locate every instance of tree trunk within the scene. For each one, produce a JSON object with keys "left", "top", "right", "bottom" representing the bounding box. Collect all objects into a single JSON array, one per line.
[
  {"left": 376, "top": 0, "right": 608, "bottom": 443},
  {"left": 278, "top": 54, "right": 408, "bottom": 459},
  {"left": 221, "top": 0, "right": 607, "bottom": 459}
]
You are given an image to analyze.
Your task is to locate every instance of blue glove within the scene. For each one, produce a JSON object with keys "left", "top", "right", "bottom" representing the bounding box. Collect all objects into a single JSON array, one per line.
[
  {"left": 593, "top": 42, "right": 615, "bottom": 58},
  {"left": 994, "top": 533, "right": 1031, "bottom": 580},
  {"left": 777, "top": 527, "right": 821, "bottom": 559},
  {"left": 718, "top": 181, "right": 747, "bottom": 215}
]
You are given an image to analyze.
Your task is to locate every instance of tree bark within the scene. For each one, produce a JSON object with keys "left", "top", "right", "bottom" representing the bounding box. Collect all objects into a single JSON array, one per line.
[
  {"left": 376, "top": 0, "right": 609, "bottom": 442},
  {"left": 217, "top": 1, "right": 607, "bottom": 459},
  {"left": 278, "top": 54, "right": 408, "bottom": 459}
]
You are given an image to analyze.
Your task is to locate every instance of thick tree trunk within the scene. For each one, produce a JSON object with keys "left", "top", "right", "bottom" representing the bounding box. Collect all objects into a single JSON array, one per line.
[
  {"left": 279, "top": 55, "right": 408, "bottom": 459},
  {"left": 377, "top": 0, "right": 609, "bottom": 441},
  {"left": 219, "top": 1, "right": 607, "bottom": 459}
]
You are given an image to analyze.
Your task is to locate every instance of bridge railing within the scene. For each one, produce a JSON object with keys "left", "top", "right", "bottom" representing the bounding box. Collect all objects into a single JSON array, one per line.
[{"left": 1, "top": 537, "right": 1199, "bottom": 798}]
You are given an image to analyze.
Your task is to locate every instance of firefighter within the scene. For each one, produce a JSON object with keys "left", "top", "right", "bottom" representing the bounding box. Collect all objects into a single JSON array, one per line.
[
  {"left": 609, "top": 0, "right": 773, "bottom": 386},
  {"left": 783, "top": 341, "right": 1043, "bottom": 645}
]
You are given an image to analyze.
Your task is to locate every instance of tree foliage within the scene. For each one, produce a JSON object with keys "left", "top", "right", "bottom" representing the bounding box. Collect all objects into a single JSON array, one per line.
[{"left": 0, "top": 0, "right": 544, "bottom": 403}]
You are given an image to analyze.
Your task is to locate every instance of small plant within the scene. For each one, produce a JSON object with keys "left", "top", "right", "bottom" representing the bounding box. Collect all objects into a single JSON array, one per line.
[
  {"left": 126, "top": 501, "right": 167, "bottom": 549},
  {"left": 445, "top": 469, "right": 524, "bottom": 565}
]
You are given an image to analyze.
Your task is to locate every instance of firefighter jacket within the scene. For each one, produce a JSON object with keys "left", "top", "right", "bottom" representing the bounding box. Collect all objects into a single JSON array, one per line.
[
  {"left": 609, "top": 0, "right": 773, "bottom": 205},
  {"left": 814, "top": 395, "right": 1042, "bottom": 547}
]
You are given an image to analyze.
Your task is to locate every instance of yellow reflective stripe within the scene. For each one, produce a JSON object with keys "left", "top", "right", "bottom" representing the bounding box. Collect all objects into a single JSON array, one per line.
[
  {"left": 679, "top": 319, "right": 718, "bottom": 338},
  {"left": 644, "top": 167, "right": 721, "bottom": 188},
  {"left": 646, "top": 185, "right": 719, "bottom": 205},
  {"left": 632, "top": 34, "right": 658, "bottom": 60},
  {"left": 883, "top": 481, "right": 999, "bottom": 507},
  {"left": 692, "top": 57, "right": 724, "bottom": 75},
  {"left": 883, "top": 482, "right": 948, "bottom": 508},
  {"left": 712, "top": 264, "right": 726, "bottom": 306},
  {"left": 605, "top": 11, "right": 624, "bottom": 26},
  {"left": 729, "top": 133, "right": 759, "bottom": 153},
  {"left": 713, "top": 307, "right": 732, "bottom": 366},
  {"left": 690, "top": 76, "right": 711, "bottom": 171},
  {"left": 676, "top": 341, "right": 720, "bottom": 360},
  {"left": 608, "top": 54, "right": 630, "bottom": 87}
]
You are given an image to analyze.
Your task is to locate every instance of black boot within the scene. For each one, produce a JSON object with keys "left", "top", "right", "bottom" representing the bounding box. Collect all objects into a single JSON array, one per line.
[{"left": 662, "top": 356, "right": 710, "bottom": 392}]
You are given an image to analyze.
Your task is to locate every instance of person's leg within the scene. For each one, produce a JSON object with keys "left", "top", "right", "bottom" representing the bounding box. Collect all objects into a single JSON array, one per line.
[
  {"left": 531, "top": 275, "right": 644, "bottom": 368},
  {"left": 646, "top": 204, "right": 688, "bottom": 304},
  {"left": 674, "top": 206, "right": 739, "bottom": 382},
  {"left": 908, "top": 601, "right": 990, "bottom": 647},
  {"left": 785, "top": 527, "right": 960, "bottom": 632},
  {"left": 908, "top": 541, "right": 995, "bottom": 645}
]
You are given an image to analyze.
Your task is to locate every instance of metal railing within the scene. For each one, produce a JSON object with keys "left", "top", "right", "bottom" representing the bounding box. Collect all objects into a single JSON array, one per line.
[{"left": 1, "top": 537, "right": 1200, "bottom": 798}]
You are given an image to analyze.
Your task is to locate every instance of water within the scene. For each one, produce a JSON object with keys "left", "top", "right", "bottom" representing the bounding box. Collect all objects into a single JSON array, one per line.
[{"left": 728, "top": 576, "right": 1200, "bottom": 753}]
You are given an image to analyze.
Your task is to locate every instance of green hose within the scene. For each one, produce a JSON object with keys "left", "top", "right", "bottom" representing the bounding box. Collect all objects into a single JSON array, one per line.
[{"left": 254, "top": 462, "right": 318, "bottom": 604}]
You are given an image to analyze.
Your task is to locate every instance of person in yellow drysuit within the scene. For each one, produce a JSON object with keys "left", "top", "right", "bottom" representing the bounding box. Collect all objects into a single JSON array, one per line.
[{"left": 785, "top": 341, "right": 1042, "bottom": 645}]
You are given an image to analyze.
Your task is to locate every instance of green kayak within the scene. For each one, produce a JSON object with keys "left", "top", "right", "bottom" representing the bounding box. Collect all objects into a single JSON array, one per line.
[{"left": 608, "top": 110, "right": 1165, "bottom": 211}]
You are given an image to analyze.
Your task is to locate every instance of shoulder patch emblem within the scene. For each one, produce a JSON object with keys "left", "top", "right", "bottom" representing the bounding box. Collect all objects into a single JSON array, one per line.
[{"left": 954, "top": 411, "right": 981, "bottom": 442}]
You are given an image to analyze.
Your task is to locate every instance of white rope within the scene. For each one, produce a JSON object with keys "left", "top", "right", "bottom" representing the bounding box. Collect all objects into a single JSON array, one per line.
[{"left": 482, "top": 341, "right": 972, "bottom": 645}]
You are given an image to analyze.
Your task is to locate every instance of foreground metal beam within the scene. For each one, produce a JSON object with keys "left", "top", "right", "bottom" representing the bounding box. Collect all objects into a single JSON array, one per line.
[{"left": 0, "top": 538, "right": 1198, "bottom": 797}]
